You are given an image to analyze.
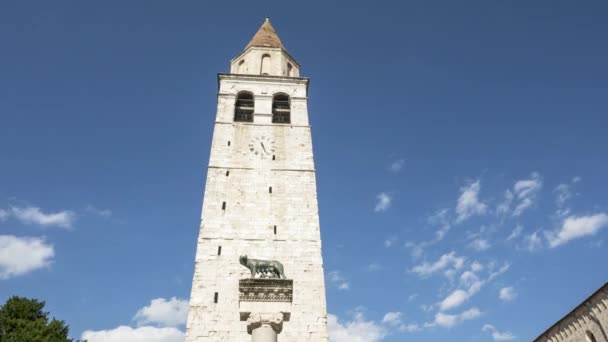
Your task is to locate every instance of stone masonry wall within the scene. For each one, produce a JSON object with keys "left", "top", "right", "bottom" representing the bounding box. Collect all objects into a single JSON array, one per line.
[
  {"left": 185, "top": 72, "right": 328, "bottom": 341},
  {"left": 230, "top": 47, "right": 300, "bottom": 77}
]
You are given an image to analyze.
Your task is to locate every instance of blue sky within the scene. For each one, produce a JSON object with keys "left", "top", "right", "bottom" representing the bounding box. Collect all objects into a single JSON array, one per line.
[{"left": 1, "top": 1, "right": 607, "bottom": 341}]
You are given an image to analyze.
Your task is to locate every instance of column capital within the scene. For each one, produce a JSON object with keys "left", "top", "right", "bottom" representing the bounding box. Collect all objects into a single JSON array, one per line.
[{"left": 247, "top": 312, "right": 284, "bottom": 334}]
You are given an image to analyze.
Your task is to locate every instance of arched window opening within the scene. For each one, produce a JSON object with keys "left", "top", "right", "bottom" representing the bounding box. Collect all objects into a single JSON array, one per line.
[
  {"left": 287, "top": 63, "right": 293, "bottom": 76},
  {"left": 261, "top": 54, "right": 271, "bottom": 75},
  {"left": 586, "top": 331, "right": 597, "bottom": 342},
  {"left": 237, "top": 60, "right": 245, "bottom": 73},
  {"left": 234, "top": 92, "right": 254, "bottom": 122},
  {"left": 272, "top": 94, "right": 290, "bottom": 124}
]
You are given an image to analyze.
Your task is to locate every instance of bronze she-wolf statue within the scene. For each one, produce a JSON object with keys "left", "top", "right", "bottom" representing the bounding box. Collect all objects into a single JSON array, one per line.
[{"left": 239, "top": 255, "right": 286, "bottom": 279}]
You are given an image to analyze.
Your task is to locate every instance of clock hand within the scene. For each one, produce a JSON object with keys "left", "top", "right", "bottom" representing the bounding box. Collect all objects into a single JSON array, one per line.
[{"left": 261, "top": 142, "right": 266, "bottom": 152}]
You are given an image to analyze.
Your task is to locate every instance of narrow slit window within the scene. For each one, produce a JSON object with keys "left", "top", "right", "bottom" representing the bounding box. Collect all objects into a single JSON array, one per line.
[
  {"left": 274, "top": 225, "right": 277, "bottom": 235},
  {"left": 272, "top": 93, "right": 290, "bottom": 124},
  {"left": 261, "top": 54, "right": 271, "bottom": 75},
  {"left": 272, "top": 155, "right": 275, "bottom": 160},
  {"left": 227, "top": 141, "right": 231, "bottom": 146},
  {"left": 226, "top": 171, "right": 230, "bottom": 177},
  {"left": 217, "top": 246, "right": 222, "bottom": 256},
  {"left": 269, "top": 186, "right": 272, "bottom": 194},
  {"left": 221, "top": 202, "right": 226, "bottom": 210},
  {"left": 214, "top": 292, "right": 218, "bottom": 303}
]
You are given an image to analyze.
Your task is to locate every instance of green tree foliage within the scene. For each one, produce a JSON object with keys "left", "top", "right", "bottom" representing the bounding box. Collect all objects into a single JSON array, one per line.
[{"left": 0, "top": 296, "right": 81, "bottom": 342}]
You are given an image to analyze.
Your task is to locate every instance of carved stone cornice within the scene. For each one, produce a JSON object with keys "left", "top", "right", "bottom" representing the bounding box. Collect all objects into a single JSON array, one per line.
[{"left": 239, "top": 278, "right": 293, "bottom": 303}]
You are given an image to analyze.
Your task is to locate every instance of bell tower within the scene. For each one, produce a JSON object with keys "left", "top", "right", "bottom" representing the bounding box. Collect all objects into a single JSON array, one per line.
[{"left": 185, "top": 19, "right": 329, "bottom": 341}]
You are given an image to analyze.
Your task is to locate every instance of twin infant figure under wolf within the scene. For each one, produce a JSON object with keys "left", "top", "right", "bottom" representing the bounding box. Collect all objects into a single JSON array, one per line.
[{"left": 239, "top": 255, "right": 287, "bottom": 280}]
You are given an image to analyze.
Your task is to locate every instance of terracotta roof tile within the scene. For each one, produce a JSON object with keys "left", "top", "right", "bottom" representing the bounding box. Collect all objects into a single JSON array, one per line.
[{"left": 245, "top": 18, "right": 285, "bottom": 50}]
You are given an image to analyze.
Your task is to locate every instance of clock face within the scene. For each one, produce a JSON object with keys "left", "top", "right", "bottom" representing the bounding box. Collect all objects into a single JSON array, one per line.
[{"left": 247, "top": 136, "right": 275, "bottom": 158}]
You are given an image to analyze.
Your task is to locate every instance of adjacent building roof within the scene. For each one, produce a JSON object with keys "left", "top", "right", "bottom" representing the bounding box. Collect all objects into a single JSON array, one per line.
[
  {"left": 533, "top": 282, "right": 608, "bottom": 341},
  {"left": 245, "top": 18, "right": 285, "bottom": 50}
]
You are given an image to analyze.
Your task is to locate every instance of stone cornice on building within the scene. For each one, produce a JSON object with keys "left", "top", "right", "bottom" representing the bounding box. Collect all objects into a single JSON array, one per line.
[
  {"left": 239, "top": 278, "right": 293, "bottom": 303},
  {"left": 218, "top": 73, "right": 309, "bottom": 86}
]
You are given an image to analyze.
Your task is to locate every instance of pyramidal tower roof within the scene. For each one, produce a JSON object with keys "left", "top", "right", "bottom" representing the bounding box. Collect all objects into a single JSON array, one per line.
[{"left": 245, "top": 18, "right": 285, "bottom": 49}]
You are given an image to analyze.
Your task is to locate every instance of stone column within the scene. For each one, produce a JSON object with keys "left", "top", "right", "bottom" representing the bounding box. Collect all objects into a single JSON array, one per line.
[{"left": 247, "top": 313, "right": 284, "bottom": 342}]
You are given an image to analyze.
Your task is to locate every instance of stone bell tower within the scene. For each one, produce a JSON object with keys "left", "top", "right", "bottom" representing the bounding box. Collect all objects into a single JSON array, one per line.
[{"left": 185, "top": 18, "right": 329, "bottom": 341}]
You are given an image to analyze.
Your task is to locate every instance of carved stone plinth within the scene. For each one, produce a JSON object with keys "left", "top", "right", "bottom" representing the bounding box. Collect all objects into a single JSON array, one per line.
[{"left": 239, "top": 278, "right": 293, "bottom": 303}]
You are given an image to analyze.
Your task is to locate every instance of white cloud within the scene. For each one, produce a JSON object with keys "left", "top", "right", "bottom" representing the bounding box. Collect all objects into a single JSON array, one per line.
[
  {"left": 470, "top": 262, "right": 483, "bottom": 272},
  {"left": 0, "top": 235, "right": 54, "bottom": 280},
  {"left": 497, "top": 173, "right": 542, "bottom": 217},
  {"left": 405, "top": 241, "right": 425, "bottom": 259},
  {"left": 430, "top": 308, "right": 481, "bottom": 328},
  {"left": 467, "top": 280, "right": 483, "bottom": 295},
  {"left": 444, "top": 268, "right": 458, "bottom": 280},
  {"left": 483, "top": 324, "right": 515, "bottom": 341},
  {"left": 404, "top": 209, "right": 452, "bottom": 259},
  {"left": 512, "top": 172, "right": 542, "bottom": 216},
  {"left": 83, "top": 298, "right": 187, "bottom": 342},
  {"left": 437, "top": 260, "right": 509, "bottom": 312},
  {"left": 439, "top": 289, "right": 470, "bottom": 311},
  {"left": 374, "top": 193, "right": 392, "bottom": 213},
  {"left": 382, "top": 312, "right": 402, "bottom": 326},
  {"left": 365, "top": 263, "right": 382, "bottom": 272},
  {"left": 133, "top": 297, "right": 189, "bottom": 327},
  {"left": 387, "top": 159, "right": 405, "bottom": 173},
  {"left": 384, "top": 236, "right": 396, "bottom": 248},
  {"left": 507, "top": 225, "right": 523, "bottom": 241},
  {"left": 554, "top": 183, "right": 572, "bottom": 209},
  {"left": 496, "top": 190, "right": 514, "bottom": 216},
  {"left": 82, "top": 326, "right": 184, "bottom": 342},
  {"left": 522, "top": 231, "right": 543, "bottom": 251},
  {"left": 328, "top": 311, "right": 387, "bottom": 342},
  {"left": 411, "top": 252, "right": 465, "bottom": 278},
  {"left": 469, "top": 238, "right": 491, "bottom": 251},
  {"left": 420, "top": 304, "right": 434, "bottom": 313},
  {"left": 513, "top": 173, "right": 541, "bottom": 199},
  {"left": 382, "top": 311, "right": 422, "bottom": 333},
  {"left": 438, "top": 271, "right": 484, "bottom": 311},
  {"left": 328, "top": 271, "right": 350, "bottom": 290},
  {"left": 430, "top": 208, "right": 451, "bottom": 240},
  {"left": 398, "top": 323, "right": 421, "bottom": 332},
  {"left": 455, "top": 180, "right": 487, "bottom": 223},
  {"left": 460, "top": 270, "right": 480, "bottom": 287},
  {"left": 488, "top": 262, "right": 510, "bottom": 282},
  {"left": 499, "top": 287, "right": 517, "bottom": 302},
  {"left": 0, "top": 209, "right": 8, "bottom": 221},
  {"left": 9, "top": 206, "right": 75, "bottom": 228},
  {"left": 85, "top": 205, "right": 112, "bottom": 218},
  {"left": 554, "top": 177, "right": 580, "bottom": 217},
  {"left": 547, "top": 213, "right": 608, "bottom": 248}
]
